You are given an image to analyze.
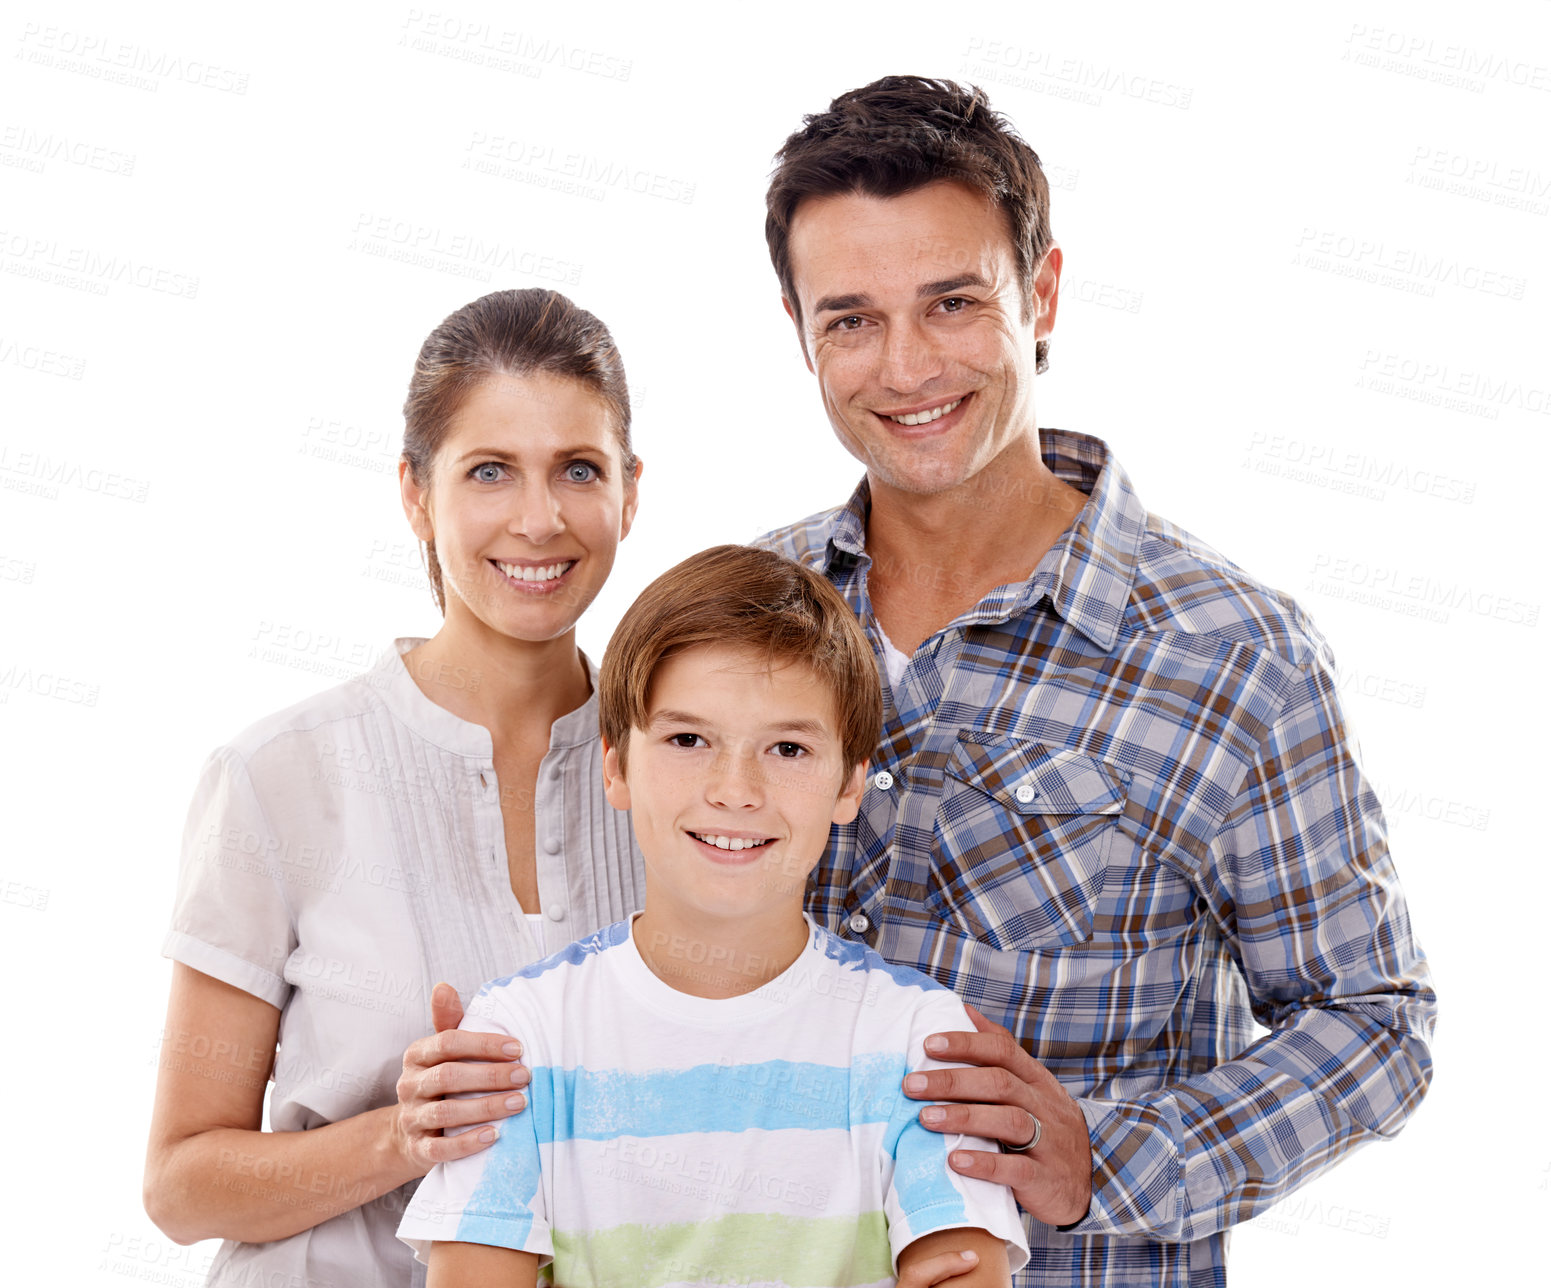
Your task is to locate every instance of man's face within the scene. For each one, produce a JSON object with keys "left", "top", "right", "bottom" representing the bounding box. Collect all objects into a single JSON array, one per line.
[{"left": 784, "top": 181, "right": 1060, "bottom": 501}]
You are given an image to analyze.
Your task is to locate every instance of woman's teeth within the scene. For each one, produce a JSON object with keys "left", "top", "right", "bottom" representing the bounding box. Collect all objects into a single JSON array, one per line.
[
  {"left": 692, "top": 833, "right": 772, "bottom": 852},
  {"left": 888, "top": 397, "right": 963, "bottom": 426},
  {"left": 496, "top": 560, "right": 574, "bottom": 582}
]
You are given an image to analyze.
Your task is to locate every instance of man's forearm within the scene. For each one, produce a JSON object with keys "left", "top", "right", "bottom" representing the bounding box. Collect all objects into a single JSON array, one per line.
[{"left": 1067, "top": 996, "right": 1434, "bottom": 1240}]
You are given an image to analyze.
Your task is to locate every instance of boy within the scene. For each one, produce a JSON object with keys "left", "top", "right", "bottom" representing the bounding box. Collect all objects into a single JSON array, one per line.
[{"left": 397, "top": 545, "right": 1030, "bottom": 1287}]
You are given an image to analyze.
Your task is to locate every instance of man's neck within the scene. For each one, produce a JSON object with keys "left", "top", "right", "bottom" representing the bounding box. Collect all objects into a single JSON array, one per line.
[
  {"left": 631, "top": 905, "right": 809, "bottom": 1000},
  {"left": 865, "top": 436, "right": 1087, "bottom": 655}
]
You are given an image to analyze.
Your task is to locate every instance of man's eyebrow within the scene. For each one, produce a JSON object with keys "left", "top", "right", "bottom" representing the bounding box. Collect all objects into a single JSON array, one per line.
[
  {"left": 919, "top": 273, "right": 989, "bottom": 297},
  {"left": 812, "top": 292, "right": 872, "bottom": 316},
  {"left": 811, "top": 274, "right": 990, "bottom": 317}
]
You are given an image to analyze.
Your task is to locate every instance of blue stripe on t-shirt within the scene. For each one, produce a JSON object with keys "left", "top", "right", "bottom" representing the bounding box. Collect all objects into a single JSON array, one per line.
[
  {"left": 815, "top": 931, "right": 952, "bottom": 994},
  {"left": 479, "top": 919, "right": 634, "bottom": 994},
  {"left": 457, "top": 1114, "right": 541, "bottom": 1248},
  {"left": 521, "top": 1052, "right": 910, "bottom": 1142}
]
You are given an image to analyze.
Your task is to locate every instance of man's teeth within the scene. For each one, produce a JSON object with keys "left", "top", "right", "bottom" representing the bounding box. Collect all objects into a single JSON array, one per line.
[
  {"left": 888, "top": 397, "right": 963, "bottom": 426},
  {"left": 496, "top": 560, "right": 574, "bottom": 582},
  {"left": 693, "top": 833, "right": 772, "bottom": 852}
]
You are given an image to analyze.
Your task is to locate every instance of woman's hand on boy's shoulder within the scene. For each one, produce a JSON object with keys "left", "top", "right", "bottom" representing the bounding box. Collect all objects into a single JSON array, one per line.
[
  {"left": 390, "top": 982, "right": 532, "bottom": 1174},
  {"left": 904, "top": 1004, "right": 1093, "bottom": 1228}
]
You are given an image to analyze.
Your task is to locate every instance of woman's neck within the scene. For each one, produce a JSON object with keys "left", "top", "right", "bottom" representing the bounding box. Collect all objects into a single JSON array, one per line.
[{"left": 401, "top": 615, "right": 591, "bottom": 747}]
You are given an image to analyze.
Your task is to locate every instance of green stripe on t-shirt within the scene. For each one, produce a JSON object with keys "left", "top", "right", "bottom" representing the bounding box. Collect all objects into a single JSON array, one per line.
[{"left": 548, "top": 1209, "right": 892, "bottom": 1287}]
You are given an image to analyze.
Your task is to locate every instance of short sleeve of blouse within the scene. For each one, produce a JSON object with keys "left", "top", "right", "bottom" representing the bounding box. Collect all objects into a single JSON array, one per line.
[{"left": 163, "top": 746, "right": 297, "bottom": 1009}]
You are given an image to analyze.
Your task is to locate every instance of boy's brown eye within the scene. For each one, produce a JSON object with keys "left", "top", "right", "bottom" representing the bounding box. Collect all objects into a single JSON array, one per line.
[{"left": 774, "top": 742, "right": 805, "bottom": 758}]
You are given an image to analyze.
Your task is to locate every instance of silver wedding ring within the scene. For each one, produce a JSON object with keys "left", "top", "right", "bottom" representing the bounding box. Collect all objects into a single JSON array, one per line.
[{"left": 1004, "top": 1109, "right": 1042, "bottom": 1154}]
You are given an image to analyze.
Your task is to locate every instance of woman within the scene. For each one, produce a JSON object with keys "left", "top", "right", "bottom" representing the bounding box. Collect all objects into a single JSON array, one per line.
[{"left": 144, "top": 289, "right": 645, "bottom": 1285}]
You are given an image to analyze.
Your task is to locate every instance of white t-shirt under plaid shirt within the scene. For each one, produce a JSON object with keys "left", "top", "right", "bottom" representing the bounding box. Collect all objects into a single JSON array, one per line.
[{"left": 397, "top": 916, "right": 1029, "bottom": 1286}]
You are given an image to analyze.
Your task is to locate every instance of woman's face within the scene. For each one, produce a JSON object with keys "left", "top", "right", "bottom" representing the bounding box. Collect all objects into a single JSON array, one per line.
[{"left": 400, "top": 371, "right": 639, "bottom": 645}]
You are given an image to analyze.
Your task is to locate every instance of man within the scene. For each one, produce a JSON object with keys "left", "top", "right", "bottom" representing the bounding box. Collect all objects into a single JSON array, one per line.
[{"left": 755, "top": 75, "right": 1435, "bottom": 1287}]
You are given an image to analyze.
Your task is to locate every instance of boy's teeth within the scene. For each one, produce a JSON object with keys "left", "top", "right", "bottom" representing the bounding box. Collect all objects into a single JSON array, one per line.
[
  {"left": 694, "top": 833, "right": 770, "bottom": 852},
  {"left": 496, "top": 560, "right": 573, "bottom": 582},
  {"left": 888, "top": 397, "right": 962, "bottom": 426}
]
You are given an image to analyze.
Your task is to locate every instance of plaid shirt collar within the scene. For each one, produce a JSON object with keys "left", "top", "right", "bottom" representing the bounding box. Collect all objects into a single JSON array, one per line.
[{"left": 817, "top": 429, "right": 1145, "bottom": 652}]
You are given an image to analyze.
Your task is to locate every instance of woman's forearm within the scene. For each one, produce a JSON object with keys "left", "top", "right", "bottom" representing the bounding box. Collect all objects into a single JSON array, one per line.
[
  {"left": 145, "top": 965, "right": 427, "bottom": 1246},
  {"left": 145, "top": 1104, "right": 422, "bottom": 1245}
]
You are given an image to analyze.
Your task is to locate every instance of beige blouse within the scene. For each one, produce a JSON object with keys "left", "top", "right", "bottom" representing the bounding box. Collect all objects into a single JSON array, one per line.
[{"left": 164, "top": 639, "right": 643, "bottom": 1287}]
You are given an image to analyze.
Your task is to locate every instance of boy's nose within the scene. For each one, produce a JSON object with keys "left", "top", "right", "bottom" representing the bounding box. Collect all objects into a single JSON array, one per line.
[{"left": 705, "top": 749, "right": 763, "bottom": 809}]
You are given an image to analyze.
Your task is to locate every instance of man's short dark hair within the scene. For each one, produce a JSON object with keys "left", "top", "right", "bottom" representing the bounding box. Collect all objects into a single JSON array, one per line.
[{"left": 765, "top": 75, "right": 1056, "bottom": 373}]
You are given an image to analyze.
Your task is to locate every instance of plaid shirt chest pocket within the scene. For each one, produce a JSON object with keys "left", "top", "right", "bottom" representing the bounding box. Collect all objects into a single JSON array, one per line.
[{"left": 928, "top": 738, "right": 1130, "bottom": 951}]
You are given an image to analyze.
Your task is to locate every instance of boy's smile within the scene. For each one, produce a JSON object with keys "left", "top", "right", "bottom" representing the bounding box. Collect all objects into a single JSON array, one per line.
[{"left": 602, "top": 644, "right": 867, "bottom": 946}]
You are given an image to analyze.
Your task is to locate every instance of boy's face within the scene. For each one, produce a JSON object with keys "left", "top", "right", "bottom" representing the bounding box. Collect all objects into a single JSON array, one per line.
[{"left": 602, "top": 644, "right": 867, "bottom": 927}]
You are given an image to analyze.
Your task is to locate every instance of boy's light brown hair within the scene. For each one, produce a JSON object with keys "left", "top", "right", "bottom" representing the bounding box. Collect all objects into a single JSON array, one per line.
[{"left": 599, "top": 545, "right": 882, "bottom": 775}]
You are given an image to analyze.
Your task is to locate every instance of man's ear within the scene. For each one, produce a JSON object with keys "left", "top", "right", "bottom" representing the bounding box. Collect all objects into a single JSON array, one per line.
[
  {"left": 831, "top": 759, "right": 868, "bottom": 827},
  {"left": 602, "top": 740, "right": 632, "bottom": 812},
  {"left": 781, "top": 297, "right": 815, "bottom": 374},
  {"left": 1031, "top": 243, "right": 1062, "bottom": 342},
  {"left": 399, "top": 459, "right": 433, "bottom": 542}
]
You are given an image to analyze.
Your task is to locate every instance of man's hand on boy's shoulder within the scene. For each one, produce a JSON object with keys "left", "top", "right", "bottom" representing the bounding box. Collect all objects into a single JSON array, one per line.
[
  {"left": 904, "top": 1005, "right": 1093, "bottom": 1227},
  {"left": 897, "top": 1227, "right": 1013, "bottom": 1288}
]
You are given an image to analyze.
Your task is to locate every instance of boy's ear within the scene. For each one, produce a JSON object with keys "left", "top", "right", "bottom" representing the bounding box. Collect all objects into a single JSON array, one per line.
[
  {"left": 830, "top": 759, "right": 868, "bottom": 827},
  {"left": 601, "top": 739, "right": 632, "bottom": 812}
]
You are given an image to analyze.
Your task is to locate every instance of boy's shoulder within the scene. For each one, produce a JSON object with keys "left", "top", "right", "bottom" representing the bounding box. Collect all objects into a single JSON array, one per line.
[
  {"left": 469, "top": 918, "right": 633, "bottom": 1013},
  {"left": 806, "top": 921, "right": 952, "bottom": 999},
  {"left": 801, "top": 923, "right": 976, "bottom": 1036}
]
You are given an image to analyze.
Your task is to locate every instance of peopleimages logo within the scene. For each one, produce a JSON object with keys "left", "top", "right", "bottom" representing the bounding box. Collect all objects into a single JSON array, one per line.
[
  {"left": 1343, "top": 23, "right": 1551, "bottom": 95},
  {"left": 1242, "top": 431, "right": 1477, "bottom": 505},
  {"left": 1407, "top": 146, "right": 1551, "bottom": 216},
  {"left": 1307, "top": 554, "right": 1539, "bottom": 627},
  {"left": 1292, "top": 228, "right": 1527, "bottom": 300},
  {"left": 348, "top": 213, "right": 583, "bottom": 286}
]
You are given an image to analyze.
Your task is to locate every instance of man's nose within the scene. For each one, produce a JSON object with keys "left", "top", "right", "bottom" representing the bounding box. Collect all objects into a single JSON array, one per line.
[{"left": 877, "top": 319, "right": 943, "bottom": 394}]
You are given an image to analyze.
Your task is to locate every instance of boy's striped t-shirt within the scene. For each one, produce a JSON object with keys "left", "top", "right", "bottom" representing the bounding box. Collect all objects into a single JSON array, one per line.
[{"left": 397, "top": 916, "right": 1030, "bottom": 1287}]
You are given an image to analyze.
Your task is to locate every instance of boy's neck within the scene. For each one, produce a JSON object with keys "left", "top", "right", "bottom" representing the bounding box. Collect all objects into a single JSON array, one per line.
[{"left": 631, "top": 906, "right": 810, "bottom": 1000}]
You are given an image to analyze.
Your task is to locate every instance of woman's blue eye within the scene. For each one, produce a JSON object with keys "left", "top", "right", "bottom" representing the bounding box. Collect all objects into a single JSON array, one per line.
[
  {"left": 565, "top": 461, "right": 600, "bottom": 483},
  {"left": 471, "top": 463, "right": 504, "bottom": 482}
]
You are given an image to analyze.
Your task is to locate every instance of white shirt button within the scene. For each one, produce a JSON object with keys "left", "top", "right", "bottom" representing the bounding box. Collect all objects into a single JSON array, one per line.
[
  {"left": 1015, "top": 784, "right": 1037, "bottom": 804},
  {"left": 543, "top": 836, "right": 561, "bottom": 854},
  {"left": 873, "top": 770, "right": 894, "bottom": 791},
  {"left": 848, "top": 913, "right": 870, "bottom": 934},
  {"left": 546, "top": 903, "right": 566, "bottom": 921}
]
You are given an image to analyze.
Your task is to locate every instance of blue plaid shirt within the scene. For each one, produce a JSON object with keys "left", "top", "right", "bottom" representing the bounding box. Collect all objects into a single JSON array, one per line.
[{"left": 756, "top": 430, "right": 1435, "bottom": 1288}]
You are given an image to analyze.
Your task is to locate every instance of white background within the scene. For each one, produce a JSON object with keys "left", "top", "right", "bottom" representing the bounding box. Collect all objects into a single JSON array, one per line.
[{"left": 2, "top": 0, "right": 1547, "bottom": 1283}]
